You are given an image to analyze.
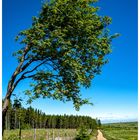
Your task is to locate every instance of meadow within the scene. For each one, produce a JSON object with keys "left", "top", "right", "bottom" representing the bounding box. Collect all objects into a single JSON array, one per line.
[
  {"left": 102, "top": 122, "right": 138, "bottom": 140},
  {"left": 3, "top": 129, "right": 77, "bottom": 140},
  {"left": 3, "top": 122, "right": 138, "bottom": 140},
  {"left": 3, "top": 128, "right": 97, "bottom": 140}
]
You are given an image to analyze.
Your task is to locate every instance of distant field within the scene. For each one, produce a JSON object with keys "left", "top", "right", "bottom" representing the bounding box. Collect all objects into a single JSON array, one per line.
[{"left": 102, "top": 122, "right": 138, "bottom": 140}]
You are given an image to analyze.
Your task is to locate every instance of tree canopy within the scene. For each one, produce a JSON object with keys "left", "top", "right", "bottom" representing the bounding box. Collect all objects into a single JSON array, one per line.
[
  {"left": 4, "top": 0, "right": 118, "bottom": 112},
  {"left": 12, "top": 0, "right": 118, "bottom": 110}
]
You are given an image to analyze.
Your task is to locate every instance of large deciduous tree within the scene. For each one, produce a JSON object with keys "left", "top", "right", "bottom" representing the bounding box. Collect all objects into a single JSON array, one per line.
[{"left": 2, "top": 0, "right": 118, "bottom": 134}]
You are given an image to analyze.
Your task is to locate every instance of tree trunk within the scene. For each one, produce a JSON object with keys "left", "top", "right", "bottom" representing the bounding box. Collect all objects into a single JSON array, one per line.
[
  {"left": 2, "top": 97, "right": 10, "bottom": 135},
  {"left": 2, "top": 47, "right": 29, "bottom": 135},
  {"left": 2, "top": 69, "right": 21, "bottom": 135}
]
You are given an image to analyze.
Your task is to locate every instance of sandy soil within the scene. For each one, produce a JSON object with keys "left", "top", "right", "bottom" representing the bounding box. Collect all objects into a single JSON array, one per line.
[{"left": 97, "top": 130, "right": 107, "bottom": 140}]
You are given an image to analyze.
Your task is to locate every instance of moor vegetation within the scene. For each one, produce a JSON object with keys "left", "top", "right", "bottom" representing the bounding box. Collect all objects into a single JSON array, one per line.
[{"left": 102, "top": 122, "right": 138, "bottom": 140}]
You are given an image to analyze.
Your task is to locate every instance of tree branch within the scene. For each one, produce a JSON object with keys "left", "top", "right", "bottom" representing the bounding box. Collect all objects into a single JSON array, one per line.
[
  {"left": 20, "top": 59, "right": 34, "bottom": 73},
  {"left": 12, "top": 74, "right": 36, "bottom": 92},
  {"left": 6, "top": 46, "right": 29, "bottom": 98},
  {"left": 22, "top": 60, "right": 47, "bottom": 76},
  {"left": 12, "top": 59, "right": 48, "bottom": 92}
]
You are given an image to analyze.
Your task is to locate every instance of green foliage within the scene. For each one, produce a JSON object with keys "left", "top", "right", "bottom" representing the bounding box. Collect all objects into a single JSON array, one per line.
[
  {"left": 13, "top": 96, "right": 22, "bottom": 109},
  {"left": 13, "top": 0, "right": 118, "bottom": 110},
  {"left": 97, "top": 119, "right": 101, "bottom": 127},
  {"left": 90, "top": 129, "right": 98, "bottom": 140},
  {"left": 21, "top": 123, "right": 31, "bottom": 129},
  {"left": 75, "top": 127, "right": 90, "bottom": 140},
  {"left": 6, "top": 134, "right": 19, "bottom": 140}
]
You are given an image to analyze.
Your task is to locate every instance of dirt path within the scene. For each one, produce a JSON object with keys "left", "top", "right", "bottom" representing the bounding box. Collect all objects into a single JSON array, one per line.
[{"left": 97, "top": 130, "right": 107, "bottom": 140}]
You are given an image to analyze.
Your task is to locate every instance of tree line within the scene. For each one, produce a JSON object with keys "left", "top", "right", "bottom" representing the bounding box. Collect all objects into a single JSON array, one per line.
[{"left": 4, "top": 99, "right": 100, "bottom": 130}]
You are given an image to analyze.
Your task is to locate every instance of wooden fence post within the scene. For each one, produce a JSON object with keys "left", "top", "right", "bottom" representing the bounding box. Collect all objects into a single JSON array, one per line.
[
  {"left": 47, "top": 131, "right": 49, "bottom": 140},
  {"left": 46, "top": 130, "right": 48, "bottom": 140},
  {"left": 34, "top": 128, "right": 36, "bottom": 140},
  {"left": 19, "top": 127, "right": 21, "bottom": 140},
  {"left": 53, "top": 130, "right": 55, "bottom": 140}
]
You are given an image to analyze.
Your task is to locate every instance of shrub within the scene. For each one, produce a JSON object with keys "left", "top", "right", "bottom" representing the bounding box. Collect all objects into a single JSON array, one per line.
[
  {"left": 21, "top": 123, "right": 31, "bottom": 129},
  {"left": 75, "top": 127, "right": 90, "bottom": 140},
  {"left": 6, "top": 134, "right": 19, "bottom": 140}
]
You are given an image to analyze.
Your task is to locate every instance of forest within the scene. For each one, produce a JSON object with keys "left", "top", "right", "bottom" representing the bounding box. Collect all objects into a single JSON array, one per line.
[{"left": 4, "top": 99, "right": 99, "bottom": 130}]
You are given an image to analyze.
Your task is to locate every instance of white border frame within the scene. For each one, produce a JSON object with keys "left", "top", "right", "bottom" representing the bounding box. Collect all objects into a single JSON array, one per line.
[
  {"left": 0, "top": 0, "right": 2, "bottom": 139},
  {"left": 138, "top": 0, "right": 139, "bottom": 139},
  {"left": 0, "top": 0, "right": 139, "bottom": 139}
]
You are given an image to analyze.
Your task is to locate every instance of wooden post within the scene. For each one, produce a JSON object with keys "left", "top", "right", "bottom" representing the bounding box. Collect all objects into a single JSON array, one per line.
[
  {"left": 65, "top": 131, "right": 66, "bottom": 140},
  {"left": 19, "top": 128, "right": 21, "bottom": 140},
  {"left": 34, "top": 128, "right": 36, "bottom": 140},
  {"left": 5, "top": 111, "right": 8, "bottom": 130},
  {"left": 46, "top": 130, "right": 48, "bottom": 140},
  {"left": 47, "top": 131, "right": 49, "bottom": 140},
  {"left": 53, "top": 130, "right": 55, "bottom": 140},
  {"left": 19, "top": 118, "right": 21, "bottom": 140}
]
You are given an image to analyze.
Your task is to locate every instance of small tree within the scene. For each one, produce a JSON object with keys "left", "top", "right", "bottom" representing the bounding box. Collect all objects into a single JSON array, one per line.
[
  {"left": 97, "top": 119, "right": 101, "bottom": 128},
  {"left": 2, "top": 0, "right": 118, "bottom": 134},
  {"left": 75, "top": 127, "right": 90, "bottom": 140}
]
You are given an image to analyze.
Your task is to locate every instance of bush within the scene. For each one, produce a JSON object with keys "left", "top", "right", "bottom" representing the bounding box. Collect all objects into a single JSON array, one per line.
[
  {"left": 6, "top": 134, "right": 19, "bottom": 140},
  {"left": 75, "top": 127, "right": 90, "bottom": 140},
  {"left": 21, "top": 123, "right": 31, "bottom": 129}
]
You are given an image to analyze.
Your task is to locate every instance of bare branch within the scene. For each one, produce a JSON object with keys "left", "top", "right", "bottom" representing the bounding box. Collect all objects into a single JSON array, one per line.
[
  {"left": 20, "top": 59, "right": 34, "bottom": 73},
  {"left": 12, "top": 59, "right": 48, "bottom": 92},
  {"left": 22, "top": 60, "right": 47, "bottom": 76},
  {"left": 12, "top": 74, "right": 36, "bottom": 92},
  {"left": 6, "top": 46, "right": 29, "bottom": 93}
]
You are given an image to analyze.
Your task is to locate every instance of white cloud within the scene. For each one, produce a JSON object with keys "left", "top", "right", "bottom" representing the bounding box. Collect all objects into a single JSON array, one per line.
[{"left": 91, "top": 112, "right": 138, "bottom": 122}]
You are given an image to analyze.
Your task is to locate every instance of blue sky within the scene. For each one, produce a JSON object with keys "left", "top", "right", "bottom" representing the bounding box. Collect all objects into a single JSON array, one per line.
[{"left": 2, "top": 0, "right": 138, "bottom": 122}]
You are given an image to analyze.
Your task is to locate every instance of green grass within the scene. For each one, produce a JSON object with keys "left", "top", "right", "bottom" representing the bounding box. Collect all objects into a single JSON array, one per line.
[
  {"left": 3, "top": 129, "right": 77, "bottom": 140},
  {"left": 90, "top": 129, "right": 98, "bottom": 140},
  {"left": 3, "top": 128, "right": 98, "bottom": 140},
  {"left": 102, "top": 122, "right": 138, "bottom": 140}
]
